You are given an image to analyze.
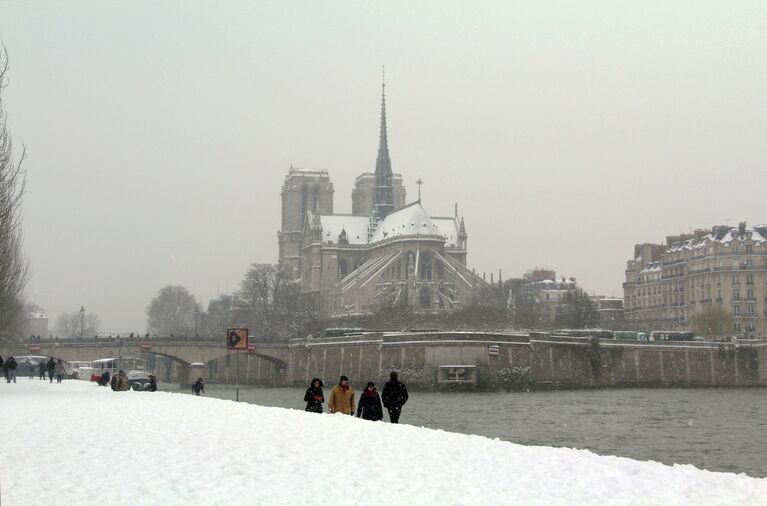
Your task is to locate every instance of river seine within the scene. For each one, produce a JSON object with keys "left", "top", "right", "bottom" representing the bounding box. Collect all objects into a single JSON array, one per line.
[{"left": 173, "top": 384, "right": 766, "bottom": 477}]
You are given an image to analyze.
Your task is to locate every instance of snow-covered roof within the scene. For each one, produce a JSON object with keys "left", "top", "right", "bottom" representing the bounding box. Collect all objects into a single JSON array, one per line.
[
  {"left": 431, "top": 217, "right": 461, "bottom": 248},
  {"left": 317, "top": 215, "right": 369, "bottom": 245},
  {"left": 369, "top": 202, "right": 445, "bottom": 243},
  {"left": 666, "top": 224, "right": 767, "bottom": 252}
]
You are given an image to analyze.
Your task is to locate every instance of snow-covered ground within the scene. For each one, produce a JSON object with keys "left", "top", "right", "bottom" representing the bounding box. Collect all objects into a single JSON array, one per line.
[{"left": 0, "top": 380, "right": 764, "bottom": 505}]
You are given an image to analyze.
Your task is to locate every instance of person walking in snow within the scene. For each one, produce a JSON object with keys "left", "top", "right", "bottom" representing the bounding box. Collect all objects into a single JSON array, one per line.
[
  {"left": 192, "top": 377, "right": 205, "bottom": 396},
  {"left": 304, "top": 378, "right": 325, "bottom": 413},
  {"left": 115, "top": 370, "right": 130, "bottom": 391},
  {"left": 5, "top": 356, "right": 18, "bottom": 383},
  {"left": 356, "top": 382, "right": 383, "bottom": 421},
  {"left": 46, "top": 357, "right": 56, "bottom": 383},
  {"left": 54, "top": 359, "right": 66, "bottom": 383},
  {"left": 39, "top": 360, "right": 46, "bottom": 380},
  {"left": 382, "top": 371, "right": 409, "bottom": 424},
  {"left": 328, "top": 375, "right": 355, "bottom": 415}
]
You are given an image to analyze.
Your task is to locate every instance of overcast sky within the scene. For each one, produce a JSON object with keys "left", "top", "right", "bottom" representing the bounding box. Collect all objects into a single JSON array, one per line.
[{"left": 1, "top": 1, "right": 765, "bottom": 332}]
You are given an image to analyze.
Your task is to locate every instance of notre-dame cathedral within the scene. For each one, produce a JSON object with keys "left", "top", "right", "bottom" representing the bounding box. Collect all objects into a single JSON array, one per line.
[{"left": 277, "top": 80, "right": 485, "bottom": 315}]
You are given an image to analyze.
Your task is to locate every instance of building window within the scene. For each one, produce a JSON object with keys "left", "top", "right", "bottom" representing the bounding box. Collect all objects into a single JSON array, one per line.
[
  {"left": 747, "top": 273, "right": 754, "bottom": 284},
  {"left": 734, "top": 322, "right": 741, "bottom": 332},
  {"left": 733, "top": 305, "right": 741, "bottom": 316},
  {"left": 734, "top": 290, "right": 740, "bottom": 301},
  {"left": 747, "top": 289, "right": 754, "bottom": 300},
  {"left": 746, "top": 244, "right": 753, "bottom": 254},
  {"left": 733, "top": 273, "right": 739, "bottom": 284}
]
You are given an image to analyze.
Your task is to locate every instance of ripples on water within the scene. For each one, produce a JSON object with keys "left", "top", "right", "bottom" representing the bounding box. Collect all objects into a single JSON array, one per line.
[{"left": 172, "top": 385, "right": 767, "bottom": 477}]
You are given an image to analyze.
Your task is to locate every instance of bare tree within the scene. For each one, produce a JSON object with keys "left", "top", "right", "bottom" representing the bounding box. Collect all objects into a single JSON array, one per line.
[
  {"left": 55, "top": 311, "right": 100, "bottom": 339},
  {"left": 691, "top": 305, "right": 734, "bottom": 340},
  {"left": 146, "top": 285, "right": 201, "bottom": 337},
  {"left": 0, "top": 43, "right": 29, "bottom": 336},
  {"left": 235, "top": 263, "right": 314, "bottom": 340}
]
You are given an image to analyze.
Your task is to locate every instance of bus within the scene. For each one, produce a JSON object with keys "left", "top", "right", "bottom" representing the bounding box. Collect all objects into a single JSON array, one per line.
[
  {"left": 649, "top": 331, "right": 694, "bottom": 342},
  {"left": 613, "top": 331, "right": 648, "bottom": 342}
]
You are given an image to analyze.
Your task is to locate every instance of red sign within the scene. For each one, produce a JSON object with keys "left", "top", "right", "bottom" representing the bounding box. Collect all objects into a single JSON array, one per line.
[
  {"left": 28, "top": 345, "right": 42, "bottom": 353},
  {"left": 140, "top": 342, "right": 152, "bottom": 351},
  {"left": 226, "top": 328, "right": 249, "bottom": 351},
  {"left": 247, "top": 343, "right": 255, "bottom": 352}
]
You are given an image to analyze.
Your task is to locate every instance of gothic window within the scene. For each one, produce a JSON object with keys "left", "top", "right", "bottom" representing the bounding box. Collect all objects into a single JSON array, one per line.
[
  {"left": 339, "top": 259, "right": 348, "bottom": 278},
  {"left": 420, "top": 252, "right": 433, "bottom": 280},
  {"left": 419, "top": 287, "right": 431, "bottom": 308},
  {"left": 301, "top": 186, "right": 308, "bottom": 226}
]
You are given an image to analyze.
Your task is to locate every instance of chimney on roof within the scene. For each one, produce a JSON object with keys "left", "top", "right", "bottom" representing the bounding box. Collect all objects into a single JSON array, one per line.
[{"left": 739, "top": 221, "right": 747, "bottom": 237}]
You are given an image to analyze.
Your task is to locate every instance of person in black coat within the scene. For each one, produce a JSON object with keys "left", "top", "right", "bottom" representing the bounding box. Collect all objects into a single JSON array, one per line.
[
  {"left": 46, "top": 357, "right": 56, "bottom": 383},
  {"left": 304, "top": 378, "right": 324, "bottom": 413},
  {"left": 192, "top": 377, "right": 205, "bottom": 396},
  {"left": 356, "top": 382, "right": 383, "bottom": 421},
  {"left": 5, "top": 356, "right": 18, "bottom": 383},
  {"left": 146, "top": 375, "right": 157, "bottom": 392},
  {"left": 382, "top": 371, "right": 409, "bottom": 424},
  {"left": 98, "top": 370, "right": 111, "bottom": 386}
]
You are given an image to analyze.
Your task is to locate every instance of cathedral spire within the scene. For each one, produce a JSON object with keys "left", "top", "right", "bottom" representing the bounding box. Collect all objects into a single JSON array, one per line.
[{"left": 373, "top": 66, "right": 394, "bottom": 220}]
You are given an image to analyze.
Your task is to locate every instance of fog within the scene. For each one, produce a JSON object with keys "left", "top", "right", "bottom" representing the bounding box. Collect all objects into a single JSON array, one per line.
[{"left": 1, "top": 1, "right": 765, "bottom": 331}]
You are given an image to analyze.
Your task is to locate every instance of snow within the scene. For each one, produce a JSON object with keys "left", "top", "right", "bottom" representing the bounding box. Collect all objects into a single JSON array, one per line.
[
  {"left": 1, "top": 380, "right": 764, "bottom": 505},
  {"left": 369, "top": 202, "right": 443, "bottom": 243}
]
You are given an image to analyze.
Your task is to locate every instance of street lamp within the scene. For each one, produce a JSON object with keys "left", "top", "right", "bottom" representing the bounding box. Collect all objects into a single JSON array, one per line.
[
  {"left": 80, "top": 306, "right": 85, "bottom": 339},
  {"left": 194, "top": 309, "right": 199, "bottom": 338}
]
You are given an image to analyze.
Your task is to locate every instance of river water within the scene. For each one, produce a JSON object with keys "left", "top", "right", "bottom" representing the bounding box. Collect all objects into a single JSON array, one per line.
[{"left": 172, "top": 384, "right": 767, "bottom": 477}]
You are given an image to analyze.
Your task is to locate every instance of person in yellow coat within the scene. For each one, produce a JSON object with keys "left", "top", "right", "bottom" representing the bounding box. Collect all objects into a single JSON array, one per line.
[{"left": 328, "top": 375, "right": 355, "bottom": 415}]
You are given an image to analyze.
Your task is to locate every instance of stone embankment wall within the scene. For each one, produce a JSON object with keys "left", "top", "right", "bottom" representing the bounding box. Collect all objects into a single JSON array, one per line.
[{"left": 174, "top": 333, "right": 767, "bottom": 390}]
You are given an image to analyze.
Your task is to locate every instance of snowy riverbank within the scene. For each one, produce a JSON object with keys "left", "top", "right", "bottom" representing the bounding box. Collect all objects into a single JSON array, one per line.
[{"left": 0, "top": 379, "right": 764, "bottom": 505}]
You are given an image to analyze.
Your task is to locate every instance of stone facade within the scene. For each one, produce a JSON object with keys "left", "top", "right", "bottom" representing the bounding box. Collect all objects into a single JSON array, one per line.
[
  {"left": 512, "top": 269, "right": 578, "bottom": 324},
  {"left": 277, "top": 168, "right": 333, "bottom": 279},
  {"left": 624, "top": 222, "right": 767, "bottom": 338},
  {"left": 351, "top": 172, "right": 406, "bottom": 216}
]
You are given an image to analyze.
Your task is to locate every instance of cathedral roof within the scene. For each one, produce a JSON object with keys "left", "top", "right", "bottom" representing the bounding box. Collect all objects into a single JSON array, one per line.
[
  {"left": 369, "top": 202, "right": 445, "bottom": 243},
  {"left": 317, "top": 215, "right": 369, "bottom": 245}
]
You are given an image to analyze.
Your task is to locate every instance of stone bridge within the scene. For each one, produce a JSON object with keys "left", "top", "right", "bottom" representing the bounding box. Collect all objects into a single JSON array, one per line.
[{"left": 0, "top": 339, "right": 290, "bottom": 385}]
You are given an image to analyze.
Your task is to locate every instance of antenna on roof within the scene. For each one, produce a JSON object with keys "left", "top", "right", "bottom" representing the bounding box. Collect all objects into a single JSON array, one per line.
[{"left": 416, "top": 178, "right": 423, "bottom": 203}]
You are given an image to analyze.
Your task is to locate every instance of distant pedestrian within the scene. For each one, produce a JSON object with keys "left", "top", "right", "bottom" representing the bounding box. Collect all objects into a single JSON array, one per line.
[
  {"left": 382, "top": 371, "right": 409, "bottom": 424},
  {"left": 5, "top": 356, "right": 18, "bottom": 383},
  {"left": 146, "top": 375, "right": 157, "bottom": 392},
  {"left": 110, "top": 373, "right": 118, "bottom": 391},
  {"left": 0, "top": 355, "right": 5, "bottom": 381},
  {"left": 54, "top": 360, "right": 66, "bottom": 383},
  {"left": 304, "top": 378, "right": 325, "bottom": 413},
  {"left": 357, "top": 382, "right": 383, "bottom": 421},
  {"left": 115, "top": 370, "right": 130, "bottom": 391},
  {"left": 46, "top": 358, "right": 55, "bottom": 383},
  {"left": 39, "top": 360, "right": 46, "bottom": 380},
  {"left": 192, "top": 377, "right": 205, "bottom": 396},
  {"left": 98, "top": 370, "right": 111, "bottom": 387},
  {"left": 328, "top": 375, "right": 355, "bottom": 415}
]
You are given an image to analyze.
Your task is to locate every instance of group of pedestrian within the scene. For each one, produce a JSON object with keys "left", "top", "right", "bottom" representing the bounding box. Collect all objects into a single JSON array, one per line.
[
  {"left": 0, "top": 355, "right": 67, "bottom": 383},
  {"left": 109, "top": 370, "right": 130, "bottom": 391},
  {"left": 304, "top": 371, "right": 409, "bottom": 423}
]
